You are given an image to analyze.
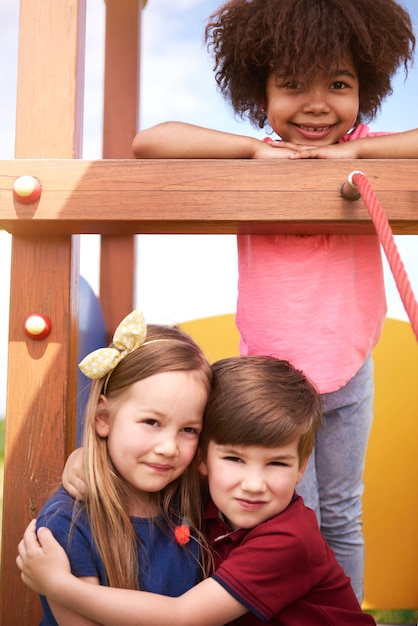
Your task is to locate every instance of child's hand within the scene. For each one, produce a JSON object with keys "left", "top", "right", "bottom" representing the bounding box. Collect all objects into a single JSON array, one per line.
[
  {"left": 252, "top": 139, "right": 304, "bottom": 159},
  {"left": 62, "top": 448, "right": 87, "bottom": 499},
  {"left": 16, "top": 519, "right": 72, "bottom": 597},
  {"left": 289, "top": 141, "right": 360, "bottom": 160}
]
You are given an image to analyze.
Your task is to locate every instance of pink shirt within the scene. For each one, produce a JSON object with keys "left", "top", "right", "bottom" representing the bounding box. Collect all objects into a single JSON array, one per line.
[{"left": 236, "top": 124, "right": 387, "bottom": 393}]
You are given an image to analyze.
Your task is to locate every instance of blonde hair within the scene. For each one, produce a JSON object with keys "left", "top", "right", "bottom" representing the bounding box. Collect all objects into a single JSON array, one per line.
[{"left": 79, "top": 324, "right": 212, "bottom": 589}]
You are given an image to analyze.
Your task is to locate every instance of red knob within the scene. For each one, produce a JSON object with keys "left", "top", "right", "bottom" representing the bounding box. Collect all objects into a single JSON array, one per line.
[
  {"left": 13, "top": 176, "right": 42, "bottom": 204},
  {"left": 24, "top": 314, "right": 52, "bottom": 340}
]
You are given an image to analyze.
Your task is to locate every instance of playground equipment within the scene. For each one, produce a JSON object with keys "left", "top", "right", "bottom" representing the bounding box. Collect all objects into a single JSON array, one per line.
[{"left": 0, "top": 1, "right": 417, "bottom": 624}]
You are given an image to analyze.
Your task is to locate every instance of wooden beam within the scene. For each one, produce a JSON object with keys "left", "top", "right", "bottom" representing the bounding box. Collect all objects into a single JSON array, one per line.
[
  {"left": 1, "top": 159, "right": 418, "bottom": 235},
  {"left": 14, "top": 1, "right": 85, "bottom": 159},
  {"left": 100, "top": 234, "right": 136, "bottom": 342},
  {"left": 0, "top": 1, "right": 85, "bottom": 623},
  {"left": 100, "top": 0, "right": 143, "bottom": 339},
  {"left": 1, "top": 236, "right": 80, "bottom": 621},
  {"left": 102, "top": 0, "right": 142, "bottom": 158}
]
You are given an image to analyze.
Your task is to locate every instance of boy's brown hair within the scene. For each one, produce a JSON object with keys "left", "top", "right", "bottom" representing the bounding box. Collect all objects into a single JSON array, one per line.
[{"left": 200, "top": 356, "right": 322, "bottom": 466}]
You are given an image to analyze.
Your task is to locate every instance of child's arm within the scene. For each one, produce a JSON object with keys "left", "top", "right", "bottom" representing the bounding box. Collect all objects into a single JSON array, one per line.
[
  {"left": 62, "top": 448, "right": 86, "bottom": 499},
  {"left": 21, "top": 517, "right": 102, "bottom": 626},
  {"left": 18, "top": 521, "right": 248, "bottom": 626},
  {"left": 132, "top": 121, "right": 300, "bottom": 160},
  {"left": 46, "top": 578, "right": 103, "bottom": 626},
  {"left": 290, "top": 128, "right": 418, "bottom": 159}
]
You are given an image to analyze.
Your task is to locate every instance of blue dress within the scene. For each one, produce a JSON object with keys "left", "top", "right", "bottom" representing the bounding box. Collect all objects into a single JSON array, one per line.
[{"left": 37, "top": 487, "right": 200, "bottom": 625}]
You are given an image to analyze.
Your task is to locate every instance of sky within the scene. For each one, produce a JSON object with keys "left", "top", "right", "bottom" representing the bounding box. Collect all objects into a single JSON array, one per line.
[{"left": 0, "top": 0, "right": 417, "bottom": 415}]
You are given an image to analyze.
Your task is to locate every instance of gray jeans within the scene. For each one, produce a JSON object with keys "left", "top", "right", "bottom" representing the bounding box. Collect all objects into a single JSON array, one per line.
[{"left": 296, "top": 355, "right": 374, "bottom": 604}]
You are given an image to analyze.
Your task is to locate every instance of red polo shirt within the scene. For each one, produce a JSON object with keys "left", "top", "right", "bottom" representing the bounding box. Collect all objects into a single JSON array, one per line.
[{"left": 204, "top": 494, "right": 376, "bottom": 626}]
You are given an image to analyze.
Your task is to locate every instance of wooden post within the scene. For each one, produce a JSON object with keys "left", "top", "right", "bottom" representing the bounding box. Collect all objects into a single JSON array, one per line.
[
  {"left": 100, "top": 0, "right": 143, "bottom": 340},
  {"left": 0, "top": 1, "right": 85, "bottom": 623}
]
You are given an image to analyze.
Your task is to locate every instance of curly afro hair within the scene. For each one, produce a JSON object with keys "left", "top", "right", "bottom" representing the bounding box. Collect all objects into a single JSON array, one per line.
[{"left": 205, "top": 0, "right": 415, "bottom": 128}]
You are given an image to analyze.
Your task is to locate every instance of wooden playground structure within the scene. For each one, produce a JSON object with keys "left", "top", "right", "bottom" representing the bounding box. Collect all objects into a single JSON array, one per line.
[{"left": 0, "top": 1, "right": 417, "bottom": 623}]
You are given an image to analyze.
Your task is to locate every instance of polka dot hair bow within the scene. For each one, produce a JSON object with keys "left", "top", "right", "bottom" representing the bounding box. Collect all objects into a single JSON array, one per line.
[{"left": 79, "top": 309, "right": 147, "bottom": 380}]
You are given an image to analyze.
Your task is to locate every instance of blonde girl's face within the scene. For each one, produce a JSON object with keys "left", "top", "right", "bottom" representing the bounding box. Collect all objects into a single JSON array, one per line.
[
  {"left": 265, "top": 55, "right": 360, "bottom": 146},
  {"left": 95, "top": 370, "right": 208, "bottom": 516}
]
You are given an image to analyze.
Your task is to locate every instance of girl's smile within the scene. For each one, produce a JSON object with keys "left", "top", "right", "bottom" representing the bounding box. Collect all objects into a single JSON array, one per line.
[
  {"left": 145, "top": 462, "right": 175, "bottom": 472},
  {"left": 292, "top": 123, "right": 337, "bottom": 141},
  {"left": 96, "top": 370, "right": 208, "bottom": 516},
  {"left": 265, "top": 57, "right": 360, "bottom": 146}
]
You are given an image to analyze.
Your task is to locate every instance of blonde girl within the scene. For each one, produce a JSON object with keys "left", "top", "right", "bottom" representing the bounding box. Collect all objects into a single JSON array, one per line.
[{"left": 33, "top": 310, "right": 212, "bottom": 625}]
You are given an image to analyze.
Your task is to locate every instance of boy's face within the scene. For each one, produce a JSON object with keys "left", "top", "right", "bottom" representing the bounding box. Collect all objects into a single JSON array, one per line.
[
  {"left": 199, "top": 439, "right": 307, "bottom": 531},
  {"left": 264, "top": 55, "right": 359, "bottom": 146}
]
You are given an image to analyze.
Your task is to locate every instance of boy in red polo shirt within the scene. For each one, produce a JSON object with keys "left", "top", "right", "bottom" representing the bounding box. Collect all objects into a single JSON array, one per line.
[{"left": 17, "top": 356, "right": 376, "bottom": 625}]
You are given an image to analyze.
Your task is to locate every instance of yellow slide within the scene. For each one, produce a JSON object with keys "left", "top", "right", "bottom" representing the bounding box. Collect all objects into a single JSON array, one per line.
[{"left": 180, "top": 315, "right": 418, "bottom": 611}]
